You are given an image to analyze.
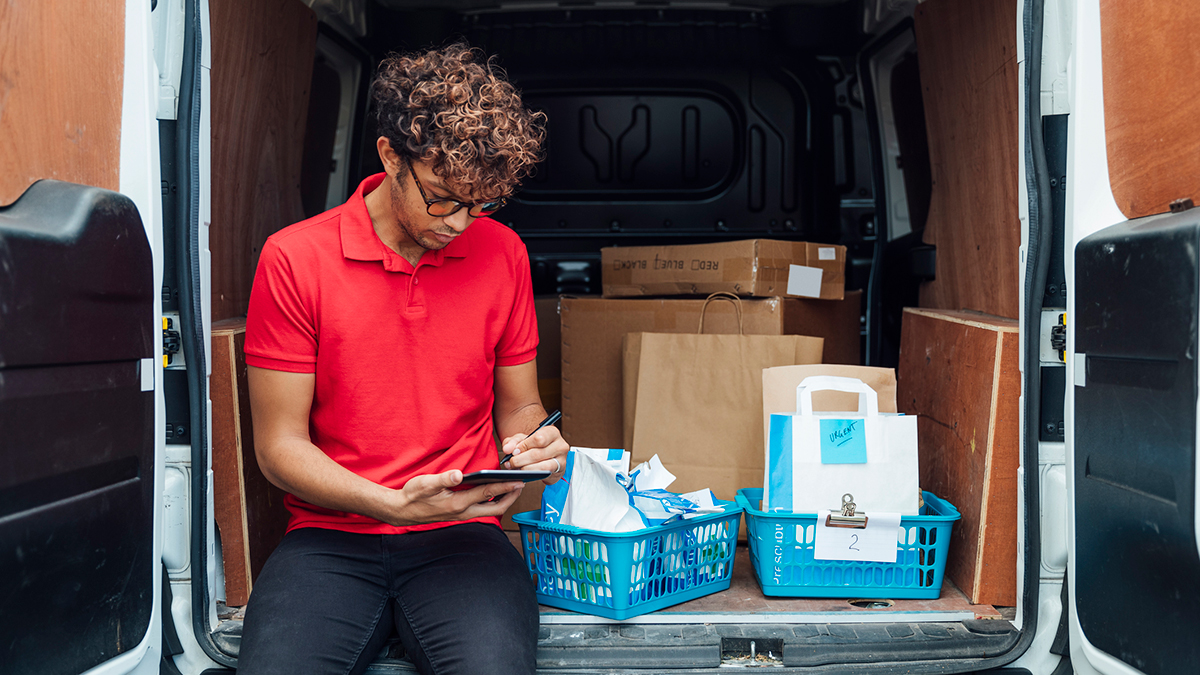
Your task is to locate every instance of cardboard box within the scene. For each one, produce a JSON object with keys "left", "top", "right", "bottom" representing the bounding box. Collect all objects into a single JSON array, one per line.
[
  {"left": 897, "top": 307, "right": 1019, "bottom": 606},
  {"left": 534, "top": 296, "right": 562, "bottom": 412},
  {"left": 501, "top": 297, "right": 563, "bottom": 530},
  {"left": 601, "top": 239, "right": 846, "bottom": 301},
  {"left": 560, "top": 292, "right": 862, "bottom": 450}
]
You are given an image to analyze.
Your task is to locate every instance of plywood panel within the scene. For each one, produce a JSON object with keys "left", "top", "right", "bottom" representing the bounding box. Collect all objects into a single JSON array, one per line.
[
  {"left": 0, "top": 1, "right": 124, "bottom": 205},
  {"left": 1100, "top": 0, "right": 1200, "bottom": 219},
  {"left": 898, "top": 308, "right": 1019, "bottom": 606},
  {"left": 212, "top": 318, "right": 290, "bottom": 606},
  {"left": 914, "top": 0, "right": 1021, "bottom": 319},
  {"left": 210, "top": 0, "right": 318, "bottom": 322}
]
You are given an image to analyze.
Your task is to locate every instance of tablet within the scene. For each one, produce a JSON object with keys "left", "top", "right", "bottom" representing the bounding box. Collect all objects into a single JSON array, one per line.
[{"left": 460, "top": 469, "right": 551, "bottom": 485}]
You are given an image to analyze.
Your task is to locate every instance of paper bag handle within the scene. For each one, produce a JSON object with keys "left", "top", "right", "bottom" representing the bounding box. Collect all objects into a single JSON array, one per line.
[
  {"left": 698, "top": 292, "right": 744, "bottom": 335},
  {"left": 796, "top": 375, "right": 880, "bottom": 417}
]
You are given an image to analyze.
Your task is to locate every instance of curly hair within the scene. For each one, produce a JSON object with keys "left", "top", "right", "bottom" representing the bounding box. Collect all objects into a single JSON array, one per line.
[{"left": 370, "top": 42, "right": 546, "bottom": 200}]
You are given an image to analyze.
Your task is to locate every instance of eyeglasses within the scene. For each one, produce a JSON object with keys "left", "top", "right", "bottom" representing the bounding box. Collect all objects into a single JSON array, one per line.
[{"left": 407, "top": 163, "right": 506, "bottom": 218}]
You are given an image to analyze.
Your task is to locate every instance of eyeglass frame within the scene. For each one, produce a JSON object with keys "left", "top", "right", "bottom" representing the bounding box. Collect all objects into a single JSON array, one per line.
[{"left": 406, "top": 162, "right": 506, "bottom": 218}]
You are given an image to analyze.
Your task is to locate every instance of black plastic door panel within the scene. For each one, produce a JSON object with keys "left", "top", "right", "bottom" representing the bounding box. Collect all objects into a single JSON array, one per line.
[
  {"left": 0, "top": 181, "right": 156, "bottom": 675},
  {"left": 1074, "top": 210, "right": 1200, "bottom": 672}
]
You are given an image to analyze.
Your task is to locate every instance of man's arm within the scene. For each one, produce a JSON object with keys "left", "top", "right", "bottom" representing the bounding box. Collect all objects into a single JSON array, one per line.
[
  {"left": 248, "top": 366, "right": 524, "bottom": 526},
  {"left": 493, "top": 360, "right": 570, "bottom": 483}
]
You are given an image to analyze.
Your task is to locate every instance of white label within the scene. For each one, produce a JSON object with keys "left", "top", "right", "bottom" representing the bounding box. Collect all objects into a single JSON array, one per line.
[
  {"left": 140, "top": 358, "right": 155, "bottom": 392},
  {"left": 818, "top": 247, "right": 837, "bottom": 261},
  {"left": 786, "top": 264, "right": 824, "bottom": 298},
  {"left": 814, "top": 511, "right": 902, "bottom": 563},
  {"left": 1074, "top": 353, "right": 1087, "bottom": 387}
]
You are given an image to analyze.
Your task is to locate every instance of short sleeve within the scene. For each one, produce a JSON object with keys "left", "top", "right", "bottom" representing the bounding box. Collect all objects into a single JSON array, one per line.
[
  {"left": 245, "top": 238, "right": 318, "bottom": 373},
  {"left": 494, "top": 241, "right": 538, "bottom": 367}
]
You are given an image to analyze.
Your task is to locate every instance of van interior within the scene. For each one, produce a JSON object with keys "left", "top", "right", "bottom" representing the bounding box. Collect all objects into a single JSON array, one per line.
[{"left": 186, "top": 0, "right": 1037, "bottom": 670}]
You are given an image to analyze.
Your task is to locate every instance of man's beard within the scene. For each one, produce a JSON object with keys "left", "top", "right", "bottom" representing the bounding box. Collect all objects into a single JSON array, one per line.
[{"left": 389, "top": 175, "right": 454, "bottom": 251}]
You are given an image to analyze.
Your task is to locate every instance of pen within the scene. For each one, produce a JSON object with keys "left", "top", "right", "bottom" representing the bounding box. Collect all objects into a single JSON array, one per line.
[{"left": 499, "top": 409, "right": 561, "bottom": 466}]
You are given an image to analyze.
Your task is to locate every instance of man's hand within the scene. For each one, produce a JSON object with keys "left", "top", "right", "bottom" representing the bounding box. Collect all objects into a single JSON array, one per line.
[
  {"left": 500, "top": 425, "right": 570, "bottom": 484},
  {"left": 386, "top": 471, "right": 524, "bottom": 527},
  {"left": 493, "top": 360, "right": 569, "bottom": 484}
]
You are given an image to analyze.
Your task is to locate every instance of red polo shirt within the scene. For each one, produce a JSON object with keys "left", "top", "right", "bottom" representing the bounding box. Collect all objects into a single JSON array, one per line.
[{"left": 244, "top": 173, "right": 538, "bottom": 535}]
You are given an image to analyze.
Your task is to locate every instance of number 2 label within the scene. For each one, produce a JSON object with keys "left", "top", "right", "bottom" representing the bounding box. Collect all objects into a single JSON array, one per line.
[{"left": 814, "top": 511, "right": 901, "bottom": 563}]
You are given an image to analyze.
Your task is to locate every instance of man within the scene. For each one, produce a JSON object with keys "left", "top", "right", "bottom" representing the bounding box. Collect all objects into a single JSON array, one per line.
[{"left": 237, "top": 42, "right": 565, "bottom": 675}]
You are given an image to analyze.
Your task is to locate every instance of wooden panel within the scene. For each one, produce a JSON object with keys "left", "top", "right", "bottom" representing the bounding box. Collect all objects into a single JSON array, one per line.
[
  {"left": 898, "top": 308, "right": 1019, "bottom": 606},
  {"left": 210, "top": 0, "right": 318, "bottom": 322},
  {"left": 1101, "top": 0, "right": 1200, "bottom": 219},
  {"left": 211, "top": 318, "right": 290, "bottom": 606},
  {"left": 914, "top": 0, "right": 1021, "bottom": 319},
  {"left": 0, "top": 1, "right": 124, "bottom": 205}
]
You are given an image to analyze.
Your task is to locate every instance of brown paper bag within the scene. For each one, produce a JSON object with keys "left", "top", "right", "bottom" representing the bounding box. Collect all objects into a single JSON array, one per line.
[
  {"left": 760, "top": 364, "right": 898, "bottom": 459},
  {"left": 622, "top": 296, "right": 824, "bottom": 503}
]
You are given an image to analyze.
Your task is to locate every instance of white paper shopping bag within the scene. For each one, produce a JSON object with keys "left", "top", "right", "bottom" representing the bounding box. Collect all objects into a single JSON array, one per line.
[{"left": 765, "top": 375, "right": 920, "bottom": 515}]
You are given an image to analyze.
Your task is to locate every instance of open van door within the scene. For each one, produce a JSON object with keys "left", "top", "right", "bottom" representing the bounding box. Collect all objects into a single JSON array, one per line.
[
  {"left": 0, "top": 2, "right": 167, "bottom": 674},
  {"left": 1066, "top": 1, "right": 1200, "bottom": 673},
  {"left": 0, "top": 184, "right": 157, "bottom": 675}
]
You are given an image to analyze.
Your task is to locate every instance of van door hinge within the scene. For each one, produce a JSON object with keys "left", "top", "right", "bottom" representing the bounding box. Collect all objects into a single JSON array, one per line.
[
  {"left": 1050, "top": 313, "right": 1066, "bottom": 362},
  {"left": 1040, "top": 310, "right": 1067, "bottom": 363},
  {"left": 163, "top": 313, "right": 184, "bottom": 368},
  {"left": 1039, "top": 311, "right": 1067, "bottom": 442}
]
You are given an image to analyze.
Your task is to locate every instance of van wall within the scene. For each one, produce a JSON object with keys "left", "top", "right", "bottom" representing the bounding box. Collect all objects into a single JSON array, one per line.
[
  {"left": 352, "top": 4, "right": 873, "bottom": 299},
  {"left": 209, "top": 0, "right": 318, "bottom": 322},
  {"left": 913, "top": 0, "right": 1021, "bottom": 320}
]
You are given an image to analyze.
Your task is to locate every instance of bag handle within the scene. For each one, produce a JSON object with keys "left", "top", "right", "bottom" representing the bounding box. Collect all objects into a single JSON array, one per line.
[
  {"left": 698, "top": 292, "right": 744, "bottom": 335},
  {"left": 795, "top": 375, "right": 880, "bottom": 417}
]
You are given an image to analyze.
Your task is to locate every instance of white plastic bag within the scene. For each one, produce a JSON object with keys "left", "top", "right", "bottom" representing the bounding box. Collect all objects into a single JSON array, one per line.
[
  {"left": 540, "top": 447, "right": 628, "bottom": 524},
  {"left": 542, "top": 449, "right": 722, "bottom": 532}
]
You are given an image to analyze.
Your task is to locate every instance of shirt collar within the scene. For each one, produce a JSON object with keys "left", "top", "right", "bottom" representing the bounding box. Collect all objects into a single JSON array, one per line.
[{"left": 340, "top": 173, "right": 471, "bottom": 270}]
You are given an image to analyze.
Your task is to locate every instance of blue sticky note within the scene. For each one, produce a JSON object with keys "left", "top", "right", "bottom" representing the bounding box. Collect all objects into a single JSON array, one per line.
[{"left": 820, "top": 418, "right": 867, "bottom": 464}]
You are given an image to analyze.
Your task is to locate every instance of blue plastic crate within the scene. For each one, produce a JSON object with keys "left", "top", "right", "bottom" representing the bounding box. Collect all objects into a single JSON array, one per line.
[
  {"left": 511, "top": 501, "right": 742, "bottom": 620},
  {"left": 736, "top": 488, "right": 960, "bottom": 599}
]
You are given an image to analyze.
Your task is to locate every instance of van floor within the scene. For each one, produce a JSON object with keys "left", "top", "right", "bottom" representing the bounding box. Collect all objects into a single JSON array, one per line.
[
  {"left": 211, "top": 535, "right": 1009, "bottom": 668},
  {"left": 216, "top": 536, "right": 1000, "bottom": 624},
  {"left": 503, "top": 532, "right": 1003, "bottom": 625}
]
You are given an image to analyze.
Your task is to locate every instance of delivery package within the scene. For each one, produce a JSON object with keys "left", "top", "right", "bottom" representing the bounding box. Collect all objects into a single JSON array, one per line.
[
  {"left": 623, "top": 294, "right": 824, "bottom": 504},
  {"left": 601, "top": 239, "right": 846, "bottom": 300},
  {"left": 763, "top": 375, "right": 920, "bottom": 515},
  {"left": 560, "top": 291, "right": 862, "bottom": 450}
]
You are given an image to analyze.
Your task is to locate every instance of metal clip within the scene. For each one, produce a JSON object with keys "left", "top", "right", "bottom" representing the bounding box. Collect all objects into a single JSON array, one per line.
[{"left": 825, "top": 493, "right": 869, "bottom": 529}]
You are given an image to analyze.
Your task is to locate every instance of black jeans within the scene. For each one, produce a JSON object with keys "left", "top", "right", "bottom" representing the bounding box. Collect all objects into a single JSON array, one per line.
[{"left": 236, "top": 523, "right": 538, "bottom": 675}]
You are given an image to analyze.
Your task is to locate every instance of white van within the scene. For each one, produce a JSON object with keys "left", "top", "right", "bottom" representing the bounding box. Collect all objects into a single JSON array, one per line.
[{"left": 1, "top": 0, "right": 1195, "bottom": 673}]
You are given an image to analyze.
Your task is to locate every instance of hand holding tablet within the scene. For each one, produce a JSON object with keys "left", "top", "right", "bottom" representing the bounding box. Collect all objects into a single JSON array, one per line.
[{"left": 460, "top": 469, "right": 551, "bottom": 485}]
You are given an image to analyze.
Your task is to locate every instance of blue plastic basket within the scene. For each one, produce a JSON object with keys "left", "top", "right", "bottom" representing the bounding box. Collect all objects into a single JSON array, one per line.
[
  {"left": 736, "top": 488, "right": 960, "bottom": 599},
  {"left": 512, "top": 501, "right": 742, "bottom": 620}
]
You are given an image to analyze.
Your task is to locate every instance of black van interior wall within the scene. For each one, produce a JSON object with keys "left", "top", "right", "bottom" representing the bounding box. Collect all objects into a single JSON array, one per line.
[
  {"left": 210, "top": 0, "right": 319, "bottom": 323},
  {"left": 0, "top": 0, "right": 124, "bottom": 206},
  {"left": 1100, "top": 0, "right": 1200, "bottom": 220},
  {"left": 352, "top": 4, "right": 872, "bottom": 299},
  {"left": 913, "top": 0, "right": 1021, "bottom": 320}
]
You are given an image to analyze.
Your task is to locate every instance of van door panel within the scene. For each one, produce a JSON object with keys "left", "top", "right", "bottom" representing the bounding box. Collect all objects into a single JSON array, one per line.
[
  {"left": 1074, "top": 211, "right": 1200, "bottom": 671},
  {"left": 1099, "top": 0, "right": 1200, "bottom": 220},
  {"left": 0, "top": 181, "right": 155, "bottom": 675},
  {"left": 0, "top": 0, "right": 125, "bottom": 206}
]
